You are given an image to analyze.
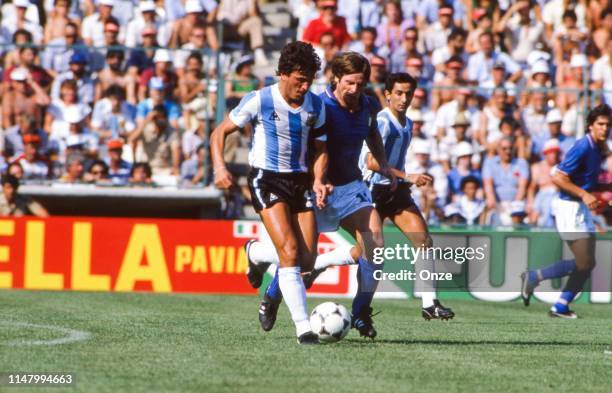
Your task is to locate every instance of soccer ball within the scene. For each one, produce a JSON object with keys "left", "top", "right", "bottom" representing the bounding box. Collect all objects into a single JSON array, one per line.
[{"left": 309, "top": 302, "right": 351, "bottom": 343}]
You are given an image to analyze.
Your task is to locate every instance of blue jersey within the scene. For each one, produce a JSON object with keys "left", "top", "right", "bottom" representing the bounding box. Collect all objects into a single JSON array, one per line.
[
  {"left": 229, "top": 84, "right": 326, "bottom": 173},
  {"left": 320, "top": 87, "right": 381, "bottom": 186},
  {"left": 556, "top": 134, "right": 604, "bottom": 201},
  {"left": 364, "top": 108, "right": 413, "bottom": 185}
]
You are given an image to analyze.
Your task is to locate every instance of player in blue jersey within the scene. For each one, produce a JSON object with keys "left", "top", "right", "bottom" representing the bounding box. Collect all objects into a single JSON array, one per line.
[
  {"left": 246, "top": 52, "right": 397, "bottom": 339},
  {"left": 211, "top": 42, "right": 331, "bottom": 345},
  {"left": 520, "top": 104, "right": 611, "bottom": 318}
]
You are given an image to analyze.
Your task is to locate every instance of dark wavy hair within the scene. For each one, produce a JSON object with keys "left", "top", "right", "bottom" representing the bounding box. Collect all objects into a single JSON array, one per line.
[
  {"left": 277, "top": 41, "right": 321, "bottom": 78},
  {"left": 586, "top": 104, "right": 611, "bottom": 129},
  {"left": 384, "top": 72, "right": 417, "bottom": 93}
]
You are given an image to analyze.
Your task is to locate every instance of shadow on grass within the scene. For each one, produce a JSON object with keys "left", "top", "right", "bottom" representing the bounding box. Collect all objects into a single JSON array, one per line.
[{"left": 344, "top": 338, "right": 585, "bottom": 346}]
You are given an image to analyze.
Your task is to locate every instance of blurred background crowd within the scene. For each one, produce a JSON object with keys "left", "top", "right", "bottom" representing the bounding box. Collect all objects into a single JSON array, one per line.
[{"left": 0, "top": 0, "right": 609, "bottom": 226}]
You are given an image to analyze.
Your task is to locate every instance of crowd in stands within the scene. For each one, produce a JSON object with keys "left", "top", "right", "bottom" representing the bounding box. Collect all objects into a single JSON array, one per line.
[{"left": 0, "top": 0, "right": 609, "bottom": 226}]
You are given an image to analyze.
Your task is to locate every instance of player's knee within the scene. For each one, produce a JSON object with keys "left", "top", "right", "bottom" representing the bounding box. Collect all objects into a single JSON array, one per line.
[
  {"left": 414, "top": 233, "right": 433, "bottom": 249},
  {"left": 278, "top": 243, "right": 299, "bottom": 266}
]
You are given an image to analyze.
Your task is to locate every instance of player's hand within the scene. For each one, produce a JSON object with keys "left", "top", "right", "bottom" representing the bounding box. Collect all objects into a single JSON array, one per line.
[
  {"left": 407, "top": 173, "right": 433, "bottom": 187},
  {"left": 214, "top": 167, "right": 233, "bottom": 190},
  {"left": 313, "top": 181, "right": 333, "bottom": 209},
  {"left": 582, "top": 192, "right": 600, "bottom": 211},
  {"left": 380, "top": 166, "right": 397, "bottom": 191}
]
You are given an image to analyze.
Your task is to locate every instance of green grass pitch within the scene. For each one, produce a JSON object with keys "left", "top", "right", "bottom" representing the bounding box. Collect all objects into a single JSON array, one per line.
[{"left": 1, "top": 290, "right": 610, "bottom": 393}]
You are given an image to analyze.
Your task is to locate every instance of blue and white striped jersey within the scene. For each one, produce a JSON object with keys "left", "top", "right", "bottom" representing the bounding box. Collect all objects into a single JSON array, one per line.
[
  {"left": 229, "top": 83, "right": 326, "bottom": 173},
  {"left": 361, "top": 108, "right": 413, "bottom": 185}
]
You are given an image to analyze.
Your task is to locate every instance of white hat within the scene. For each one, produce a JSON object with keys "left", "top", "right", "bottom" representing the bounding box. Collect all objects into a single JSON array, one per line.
[
  {"left": 139, "top": 1, "right": 156, "bottom": 12},
  {"left": 64, "top": 106, "right": 87, "bottom": 124},
  {"left": 569, "top": 54, "right": 588, "bottom": 68},
  {"left": 184, "top": 0, "right": 203, "bottom": 13},
  {"left": 453, "top": 141, "right": 473, "bottom": 157},
  {"left": 13, "top": 0, "right": 30, "bottom": 8},
  {"left": 410, "top": 110, "right": 424, "bottom": 123},
  {"left": 546, "top": 109, "right": 563, "bottom": 123},
  {"left": 444, "top": 204, "right": 461, "bottom": 218},
  {"left": 99, "top": 0, "right": 115, "bottom": 6},
  {"left": 510, "top": 200, "right": 526, "bottom": 216},
  {"left": 531, "top": 61, "right": 550, "bottom": 75},
  {"left": 10, "top": 67, "right": 28, "bottom": 81},
  {"left": 153, "top": 49, "right": 171, "bottom": 63},
  {"left": 66, "top": 134, "right": 85, "bottom": 148},
  {"left": 412, "top": 139, "right": 431, "bottom": 155},
  {"left": 542, "top": 138, "right": 561, "bottom": 154}
]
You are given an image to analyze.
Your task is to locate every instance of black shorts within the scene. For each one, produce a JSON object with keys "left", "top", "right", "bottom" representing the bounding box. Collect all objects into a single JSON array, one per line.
[
  {"left": 371, "top": 182, "right": 417, "bottom": 219},
  {"left": 247, "top": 168, "right": 313, "bottom": 213}
]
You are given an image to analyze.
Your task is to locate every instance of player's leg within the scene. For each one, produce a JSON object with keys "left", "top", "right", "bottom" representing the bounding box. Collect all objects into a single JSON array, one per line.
[
  {"left": 258, "top": 203, "right": 315, "bottom": 342},
  {"left": 520, "top": 259, "right": 576, "bottom": 306},
  {"left": 302, "top": 245, "right": 360, "bottom": 289},
  {"left": 340, "top": 206, "right": 384, "bottom": 338},
  {"left": 549, "top": 236, "right": 596, "bottom": 318},
  {"left": 391, "top": 206, "right": 455, "bottom": 320}
]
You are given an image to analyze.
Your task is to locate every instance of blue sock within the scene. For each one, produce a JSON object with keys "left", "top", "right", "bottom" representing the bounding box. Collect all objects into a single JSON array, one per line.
[
  {"left": 529, "top": 260, "right": 576, "bottom": 284},
  {"left": 265, "top": 269, "right": 282, "bottom": 303},
  {"left": 351, "top": 257, "right": 383, "bottom": 317},
  {"left": 553, "top": 290, "right": 577, "bottom": 312}
]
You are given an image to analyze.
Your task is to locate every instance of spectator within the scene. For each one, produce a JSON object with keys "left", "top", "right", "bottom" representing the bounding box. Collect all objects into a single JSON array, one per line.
[
  {"left": 179, "top": 53, "right": 214, "bottom": 132},
  {"left": 91, "top": 84, "right": 136, "bottom": 147},
  {"left": 7, "top": 162, "right": 25, "bottom": 180},
  {"left": 88, "top": 18, "right": 123, "bottom": 72},
  {"left": 302, "top": 0, "right": 351, "bottom": 49},
  {"left": 50, "top": 52, "right": 97, "bottom": 105},
  {"left": 477, "top": 88, "right": 513, "bottom": 151},
  {"left": 3, "top": 47, "right": 54, "bottom": 90},
  {"left": 95, "top": 50, "right": 135, "bottom": 103},
  {"left": 225, "top": 55, "right": 260, "bottom": 111},
  {"left": 406, "top": 88, "right": 436, "bottom": 136},
  {"left": 105, "top": 139, "right": 131, "bottom": 185},
  {"left": 445, "top": 175, "right": 486, "bottom": 225},
  {"left": 81, "top": 0, "right": 123, "bottom": 47},
  {"left": 45, "top": 79, "right": 92, "bottom": 137},
  {"left": 2, "top": 0, "right": 43, "bottom": 44},
  {"left": 405, "top": 138, "right": 448, "bottom": 208},
  {"left": 527, "top": 139, "right": 561, "bottom": 227},
  {"left": 556, "top": 53, "right": 589, "bottom": 112},
  {"left": 84, "top": 159, "right": 110, "bottom": 183},
  {"left": 126, "top": 26, "right": 157, "bottom": 78},
  {"left": 49, "top": 106, "right": 98, "bottom": 163},
  {"left": 42, "top": 22, "right": 90, "bottom": 77},
  {"left": 348, "top": 27, "right": 379, "bottom": 61},
  {"left": 138, "top": 49, "right": 179, "bottom": 102},
  {"left": 216, "top": 0, "right": 268, "bottom": 65},
  {"left": 181, "top": 143, "right": 207, "bottom": 186},
  {"left": 467, "top": 31, "right": 522, "bottom": 84},
  {"left": 521, "top": 91, "right": 549, "bottom": 155},
  {"left": 435, "top": 88, "right": 479, "bottom": 142},
  {"left": 2, "top": 67, "right": 50, "bottom": 130},
  {"left": 551, "top": 9, "right": 588, "bottom": 61},
  {"left": 182, "top": 109, "right": 209, "bottom": 162},
  {"left": 0, "top": 174, "right": 49, "bottom": 217},
  {"left": 129, "top": 162, "right": 153, "bottom": 186},
  {"left": 591, "top": 39, "right": 612, "bottom": 105},
  {"left": 404, "top": 56, "right": 429, "bottom": 85},
  {"left": 170, "top": 0, "right": 218, "bottom": 50},
  {"left": 290, "top": 0, "right": 319, "bottom": 40},
  {"left": 314, "top": 32, "right": 340, "bottom": 71},
  {"left": 376, "top": 0, "right": 412, "bottom": 58},
  {"left": 130, "top": 104, "right": 180, "bottom": 178},
  {"left": 423, "top": 5, "right": 453, "bottom": 54},
  {"left": 482, "top": 136, "right": 529, "bottom": 226},
  {"left": 416, "top": 0, "right": 465, "bottom": 29},
  {"left": 447, "top": 141, "right": 481, "bottom": 199},
  {"left": 3, "top": 29, "right": 33, "bottom": 71},
  {"left": 125, "top": 1, "right": 171, "bottom": 49},
  {"left": 496, "top": 1, "right": 544, "bottom": 68},
  {"left": 480, "top": 61, "right": 518, "bottom": 101},
  {"left": 431, "top": 28, "right": 468, "bottom": 80},
  {"left": 365, "top": 56, "right": 387, "bottom": 108},
  {"left": 542, "top": 109, "right": 575, "bottom": 158},
  {"left": 44, "top": 0, "right": 79, "bottom": 44},
  {"left": 592, "top": 7, "right": 611, "bottom": 53},
  {"left": 173, "top": 24, "right": 216, "bottom": 78},
  {"left": 59, "top": 152, "right": 86, "bottom": 183},
  {"left": 134, "top": 77, "right": 181, "bottom": 134},
  {"left": 431, "top": 56, "right": 467, "bottom": 110},
  {"left": 4, "top": 113, "right": 49, "bottom": 160},
  {"left": 13, "top": 134, "right": 49, "bottom": 181}
]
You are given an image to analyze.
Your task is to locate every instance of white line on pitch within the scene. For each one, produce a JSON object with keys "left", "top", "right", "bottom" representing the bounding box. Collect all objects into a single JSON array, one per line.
[{"left": 0, "top": 321, "right": 91, "bottom": 346}]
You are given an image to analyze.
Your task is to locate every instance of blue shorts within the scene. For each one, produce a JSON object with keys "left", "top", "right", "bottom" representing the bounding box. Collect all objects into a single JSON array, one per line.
[{"left": 315, "top": 180, "right": 373, "bottom": 233}]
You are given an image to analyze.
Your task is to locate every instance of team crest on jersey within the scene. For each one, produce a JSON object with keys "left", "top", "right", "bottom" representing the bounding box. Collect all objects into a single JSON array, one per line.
[
  {"left": 306, "top": 112, "right": 318, "bottom": 127},
  {"left": 269, "top": 111, "right": 280, "bottom": 121}
]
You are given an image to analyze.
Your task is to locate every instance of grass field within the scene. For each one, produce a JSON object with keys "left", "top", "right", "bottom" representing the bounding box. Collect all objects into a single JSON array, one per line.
[{"left": 1, "top": 290, "right": 611, "bottom": 393}]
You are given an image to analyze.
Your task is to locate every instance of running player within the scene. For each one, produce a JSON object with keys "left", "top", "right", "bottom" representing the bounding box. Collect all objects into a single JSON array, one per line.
[
  {"left": 247, "top": 52, "right": 396, "bottom": 339},
  {"left": 520, "top": 104, "right": 611, "bottom": 318},
  {"left": 210, "top": 42, "right": 330, "bottom": 344},
  {"left": 311, "top": 72, "right": 455, "bottom": 320}
]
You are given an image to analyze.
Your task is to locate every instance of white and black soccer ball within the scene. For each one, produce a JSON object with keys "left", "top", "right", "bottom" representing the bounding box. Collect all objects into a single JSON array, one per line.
[{"left": 309, "top": 302, "right": 351, "bottom": 343}]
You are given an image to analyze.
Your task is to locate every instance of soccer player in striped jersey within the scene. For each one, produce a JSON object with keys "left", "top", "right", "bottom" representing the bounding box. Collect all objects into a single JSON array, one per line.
[
  {"left": 211, "top": 42, "right": 330, "bottom": 345},
  {"left": 359, "top": 72, "right": 455, "bottom": 320},
  {"left": 521, "top": 104, "right": 611, "bottom": 318}
]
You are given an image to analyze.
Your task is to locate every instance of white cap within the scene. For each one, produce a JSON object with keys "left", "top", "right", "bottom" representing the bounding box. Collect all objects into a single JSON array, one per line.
[
  {"left": 570, "top": 53, "right": 588, "bottom": 68},
  {"left": 542, "top": 138, "right": 561, "bottom": 154},
  {"left": 13, "top": 0, "right": 30, "bottom": 8},
  {"left": 546, "top": 109, "right": 563, "bottom": 123},
  {"left": 531, "top": 61, "right": 550, "bottom": 75},
  {"left": 99, "top": 0, "right": 115, "bottom": 6},
  {"left": 153, "top": 49, "right": 171, "bottom": 63},
  {"left": 10, "top": 67, "right": 28, "bottom": 81},
  {"left": 412, "top": 139, "right": 431, "bottom": 155},
  {"left": 66, "top": 134, "right": 84, "bottom": 148},
  {"left": 64, "top": 106, "right": 87, "bottom": 124},
  {"left": 453, "top": 141, "right": 473, "bottom": 157},
  {"left": 139, "top": 1, "right": 156, "bottom": 12},
  {"left": 410, "top": 111, "right": 424, "bottom": 123},
  {"left": 184, "top": 0, "right": 203, "bottom": 13}
]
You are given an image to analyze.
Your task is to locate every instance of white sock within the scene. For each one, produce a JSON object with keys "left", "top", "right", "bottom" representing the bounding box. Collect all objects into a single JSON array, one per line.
[
  {"left": 249, "top": 241, "right": 280, "bottom": 265},
  {"left": 415, "top": 251, "right": 436, "bottom": 308},
  {"left": 278, "top": 266, "right": 311, "bottom": 337},
  {"left": 313, "top": 246, "right": 355, "bottom": 270}
]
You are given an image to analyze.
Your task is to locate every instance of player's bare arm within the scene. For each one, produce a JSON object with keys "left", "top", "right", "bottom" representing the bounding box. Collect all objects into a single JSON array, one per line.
[
  {"left": 365, "top": 127, "right": 397, "bottom": 187},
  {"left": 210, "top": 118, "right": 240, "bottom": 189},
  {"left": 312, "top": 139, "right": 332, "bottom": 208},
  {"left": 552, "top": 170, "right": 599, "bottom": 210}
]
